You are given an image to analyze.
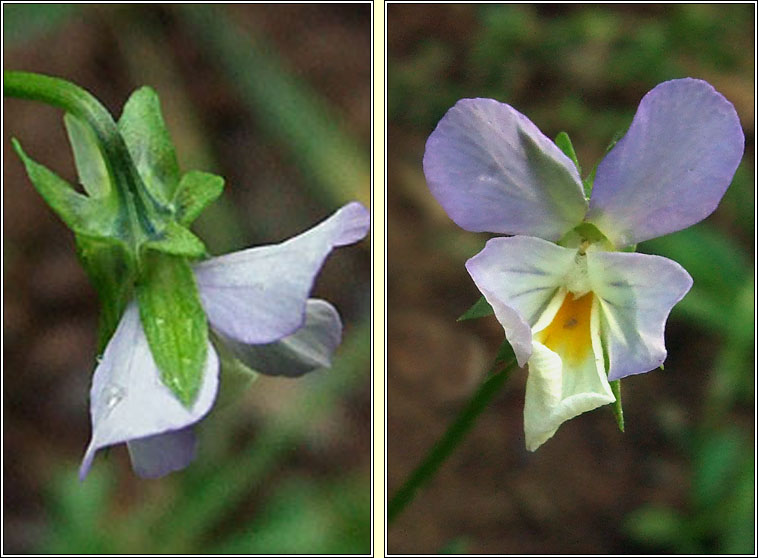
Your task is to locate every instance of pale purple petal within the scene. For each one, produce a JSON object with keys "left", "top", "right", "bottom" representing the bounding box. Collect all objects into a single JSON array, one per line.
[
  {"left": 424, "top": 98, "right": 588, "bottom": 240},
  {"left": 193, "top": 202, "right": 369, "bottom": 345},
  {"left": 586, "top": 250, "right": 693, "bottom": 381},
  {"left": 465, "top": 236, "right": 579, "bottom": 366},
  {"left": 586, "top": 78, "right": 744, "bottom": 247},
  {"left": 127, "top": 428, "right": 197, "bottom": 479},
  {"left": 220, "top": 299, "right": 342, "bottom": 377},
  {"left": 79, "top": 302, "right": 219, "bottom": 481}
]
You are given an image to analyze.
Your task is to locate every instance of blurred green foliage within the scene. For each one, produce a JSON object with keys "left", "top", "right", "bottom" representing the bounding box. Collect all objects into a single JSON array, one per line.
[
  {"left": 390, "top": 3, "right": 753, "bottom": 554},
  {"left": 4, "top": 3, "right": 370, "bottom": 555}
]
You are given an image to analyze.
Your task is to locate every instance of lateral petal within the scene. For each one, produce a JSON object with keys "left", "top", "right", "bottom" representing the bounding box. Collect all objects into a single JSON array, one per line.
[
  {"left": 586, "top": 250, "right": 693, "bottom": 381},
  {"left": 79, "top": 302, "right": 219, "bottom": 480},
  {"left": 586, "top": 78, "right": 744, "bottom": 247},
  {"left": 465, "top": 236, "right": 579, "bottom": 366},
  {"left": 423, "top": 98, "right": 587, "bottom": 240},
  {"left": 220, "top": 299, "right": 342, "bottom": 377},
  {"left": 193, "top": 202, "right": 369, "bottom": 345}
]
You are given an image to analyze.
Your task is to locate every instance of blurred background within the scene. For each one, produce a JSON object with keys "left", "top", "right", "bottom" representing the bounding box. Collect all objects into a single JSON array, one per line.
[
  {"left": 4, "top": 4, "right": 370, "bottom": 554},
  {"left": 387, "top": 4, "right": 754, "bottom": 554}
]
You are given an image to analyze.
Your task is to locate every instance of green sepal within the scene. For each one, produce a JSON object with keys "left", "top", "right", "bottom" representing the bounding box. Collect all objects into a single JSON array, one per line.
[
  {"left": 610, "top": 379, "right": 624, "bottom": 432},
  {"left": 64, "top": 113, "right": 111, "bottom": 198},
  {"left": 142, "top": 220, "right": 207, "bottom": 259},
  {"left": 210, "top": 331, "right": 260, "bottom": 410},
  {"left": 493, "top": 337, "right": 516, "bottom": 368},
  {"left": 11, "top": 138, "right": 118, "bottom": 239},
  {"left": 173, "top": 171, "right": 225, "bottom": 226},
  {"left": 554, "top": 131, "right": 582, "bottom": 176},
  {"left": 136, "top": 251, "right": 209, "bottom": 406},
  {"left": 582, "top": 168, "right": 596, "bottom": 199},
  {"left": 558, "top": 221, "right": 614, "bottom": 252},
  {"left": 457, "top": 295, "right": 494, "bottom": 321},
  {"left": 118, "top": 86, "right": 181, "bottom": 205},
  {"left": 75, "top": 234, "right": 136, "bottom": 353}
]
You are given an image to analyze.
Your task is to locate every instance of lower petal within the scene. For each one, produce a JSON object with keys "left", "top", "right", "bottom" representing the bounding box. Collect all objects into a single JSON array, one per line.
[
  {"left": 127, "top": 428, "right": 197, "bottom": 479},
  {"left": 524, "top": 292, "right": 615, "bottom": 450}
]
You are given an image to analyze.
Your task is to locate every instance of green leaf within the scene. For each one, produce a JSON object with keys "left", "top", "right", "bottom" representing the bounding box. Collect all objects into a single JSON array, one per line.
[
  {"left": 136, "top": 251, "right": 208, "bottom": 406},
  {"left": 63, "top": 113, "right": 111, "bottom": 198},
  {"left": 554, "top": 131, "right": 581, "bottom": 175},
  {"left": 118, "top": 86, "right": 180, "bottom": 204},
  {"left": 610, "top": 379, "right": 624, "bottom": 432},
  {"left": 11, "top": 138, "right": 116, "bottom": 238},
  {"left": 457, "top": 296, "right": 494, "bottom": 321},
  {"left": 75, "top": 235, "right": 136, "bottom": 353},
  {"left": 173, "top": 171, "right": 225, "bottom": 226}
]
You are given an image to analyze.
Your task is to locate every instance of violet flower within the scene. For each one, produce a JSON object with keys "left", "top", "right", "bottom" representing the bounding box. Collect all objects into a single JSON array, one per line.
[
  {"left": 80, "top": 202, "right": 370, "bottom": 479},
  {"left": 423, "top": 78, "right": 743, "bottom": 450}
]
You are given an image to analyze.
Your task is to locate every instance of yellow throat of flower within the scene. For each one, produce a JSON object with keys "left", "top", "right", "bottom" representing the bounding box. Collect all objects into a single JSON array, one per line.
[{"left": 536, "top": 291, "right": 594, "bottom": 366}]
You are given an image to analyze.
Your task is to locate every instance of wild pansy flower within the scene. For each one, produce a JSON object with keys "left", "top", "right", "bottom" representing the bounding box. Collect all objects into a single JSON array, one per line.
[
  {"left": 80, "top": 202, "right": 369, "bottom": 479},
  {"left": 423, "top": 78, "right": 743, "bottom": 450},
  {"left": 6, "top": 72, "right": 369, "bottom": 479}
]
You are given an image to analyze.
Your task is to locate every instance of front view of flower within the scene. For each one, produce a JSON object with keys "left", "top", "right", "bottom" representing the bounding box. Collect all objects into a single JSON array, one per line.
[{"left": 423, "top": 78, "right": 743, "bottom": 450}]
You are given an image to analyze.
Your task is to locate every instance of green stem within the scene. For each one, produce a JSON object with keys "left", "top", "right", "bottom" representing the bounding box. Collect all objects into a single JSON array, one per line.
[
  {"left": 387, "top": 357, "right": 517, "bottom": 524},
  {"left": 3, "top": 70, "right": 161, "bottom": 244}
]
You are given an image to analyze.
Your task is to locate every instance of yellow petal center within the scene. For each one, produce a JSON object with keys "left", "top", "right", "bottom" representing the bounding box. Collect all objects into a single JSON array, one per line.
[{"left": 536, "top": 292, "right": 594, "bottom": 365}]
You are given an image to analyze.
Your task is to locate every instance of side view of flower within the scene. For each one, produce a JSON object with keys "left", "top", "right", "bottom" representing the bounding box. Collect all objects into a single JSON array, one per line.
[
  {"left": 5, "top": 71, "right": 370, "bottom": 479},
  {"left": 81, "top": 202, "right": 369, "bottom": 479},
  {"left": 423, "top": 78, "right": 743, "bottom": 450}
]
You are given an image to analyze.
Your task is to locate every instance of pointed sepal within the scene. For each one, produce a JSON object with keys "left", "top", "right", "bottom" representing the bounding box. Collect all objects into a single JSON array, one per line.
[{"left": 136, "top": 251, "right": 209, "bottom": 406}]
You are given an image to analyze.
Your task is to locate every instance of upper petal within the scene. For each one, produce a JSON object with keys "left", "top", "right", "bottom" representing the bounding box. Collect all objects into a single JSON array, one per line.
[
  {"left": 586, "top": 78, "right": 744, "bottom": 247},
  {"left": 586, "top": 250, "right": 693, "bottom": 381},
  {"left": 193, "top": 202, "right": 369, "bottom": 345},
  {"left": 465, "top": 236, "right": 580, "bottom": 366},
  {"left": 423, "top": 98, "right": 588, "bottom": 240},
  {"left": 79, "top": 302, "right": 219, "bottom": 480},
  {"left": 221, "top": 298, "right": 342, "bottom": 377}
]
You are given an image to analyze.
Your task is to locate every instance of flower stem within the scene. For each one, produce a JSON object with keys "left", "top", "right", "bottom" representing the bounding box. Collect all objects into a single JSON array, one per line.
[{"left": 387, "top": 356, "right": 517, "bottom": 524}]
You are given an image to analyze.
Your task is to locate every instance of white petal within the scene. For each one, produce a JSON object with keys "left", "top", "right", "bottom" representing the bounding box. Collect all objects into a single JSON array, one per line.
[
  {"left": 465, "top": 236, "right": 580, "bottom": 366},
  {"left": 79, "top": 302, "right": 219, "bottom": 480}
]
